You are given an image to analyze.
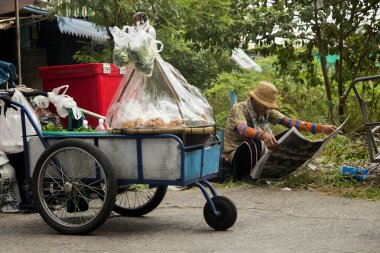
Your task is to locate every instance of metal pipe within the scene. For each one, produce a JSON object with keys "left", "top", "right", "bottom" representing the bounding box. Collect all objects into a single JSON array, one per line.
[{"left": 79, "top": 107, "right": 106, "bottom": 120}]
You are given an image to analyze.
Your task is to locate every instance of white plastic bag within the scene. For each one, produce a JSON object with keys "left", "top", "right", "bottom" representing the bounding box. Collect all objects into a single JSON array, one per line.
[
  {"left": 32, "top": 95, "right": 49, "bottom": 109},
  {"left": 0, "top": 89, "right": 41, "bottom": 153},
  {"left": 47, "top": 85, "right": 82, "bottom": 120},
  {"left": 127, "top": 25, "right": 163, "bottom": 77},
  {"left": 111, "top": 21, "right": 163, "bottom": 76},
  {"left": 111, "top": 26, "right": 132, "bottom": 68},
  {"left": 33, "top": 95, "right": 62, "bottom": 128}
]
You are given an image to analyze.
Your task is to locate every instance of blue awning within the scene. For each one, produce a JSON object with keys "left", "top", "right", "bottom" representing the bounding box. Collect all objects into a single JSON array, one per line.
[{"left": 57, "top": 16, "right": 109, "bottom": 41}]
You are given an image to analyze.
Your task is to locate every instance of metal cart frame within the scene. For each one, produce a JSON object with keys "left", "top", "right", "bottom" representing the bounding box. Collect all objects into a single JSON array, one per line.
[{"left": 0, "top": 90, "right": 237, "bottom": 234}]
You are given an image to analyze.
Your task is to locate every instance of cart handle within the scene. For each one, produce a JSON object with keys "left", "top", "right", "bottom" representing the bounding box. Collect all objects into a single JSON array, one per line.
[
  {"left": 1, "top": 89, "right": 48, "bottom": 98},
  {"left": 350, "top": 75, "right": 380, "bottom": 123},
  {"left": 350, "top": 75, "right": 380, "bottom": 87},
  {"left": 350, "top": 75, "right": 380, "bottom": 163},
  {"left": 0, "top": 90, "right": 17, "bottom": 114}
]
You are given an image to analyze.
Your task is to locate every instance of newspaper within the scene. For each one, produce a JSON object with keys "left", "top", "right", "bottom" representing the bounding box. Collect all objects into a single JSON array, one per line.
[{"left": 250, "top": 117, "right": 349, "bottom": 180}]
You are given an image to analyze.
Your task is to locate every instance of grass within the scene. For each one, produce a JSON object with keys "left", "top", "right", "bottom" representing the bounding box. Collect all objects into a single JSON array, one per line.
[
  {"left": 274, "top": 132, "right": 380, "bottom": 200},
  {"left": 215, "top": 134, "right": 380, "bottom": 201},
  {"left": 209, "top": 54, "right": 380, "bottom": 200},
  {"left": 215, "top": 168, "right": 380, "bottom": 201},
  {"left": 211, "top": 174, "right": 242, "bottom": 189},
  {"left": 280, "top": 168, "right": 380, "bottom": 201}
]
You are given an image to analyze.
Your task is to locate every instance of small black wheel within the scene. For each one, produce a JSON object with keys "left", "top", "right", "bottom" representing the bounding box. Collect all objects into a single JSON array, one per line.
[
  {"left": 203, "top": 195, "right": 237, "bottom": 231},
  {"left": 113, "top": 184, "right": 167, "bottom": 217},
  {"left": 32, "top": 139, "right": 116, "bottom": 234}
]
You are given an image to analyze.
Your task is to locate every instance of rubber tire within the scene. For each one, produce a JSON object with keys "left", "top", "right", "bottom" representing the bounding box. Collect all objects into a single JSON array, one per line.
[
  {"left": 113, "top": 185, "right": 167, "bottom": 217},
  {"left": 32, "top": 139, "right": 116, "bottom": 234},
  {"left": 203, "top": 195, "right": 237, "bottom": 231}
]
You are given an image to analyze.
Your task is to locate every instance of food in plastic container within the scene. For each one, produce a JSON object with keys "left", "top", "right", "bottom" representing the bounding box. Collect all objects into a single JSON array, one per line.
[{"left": 106, "top": 54, "right": 215, "bottom": 130}]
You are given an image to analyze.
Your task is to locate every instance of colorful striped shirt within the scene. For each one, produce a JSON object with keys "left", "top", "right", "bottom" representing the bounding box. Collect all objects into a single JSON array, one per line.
[{"left": 222, "top": 99, "right": 321, "bottom": 164}]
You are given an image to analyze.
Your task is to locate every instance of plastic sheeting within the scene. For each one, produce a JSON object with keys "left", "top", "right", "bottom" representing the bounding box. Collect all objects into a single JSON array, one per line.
[
  {"left": 231, "top": 48, "right": 262, "bottom": 72},
  {"left": 107, "top": 55, "right": 215, "bottom": 129}
]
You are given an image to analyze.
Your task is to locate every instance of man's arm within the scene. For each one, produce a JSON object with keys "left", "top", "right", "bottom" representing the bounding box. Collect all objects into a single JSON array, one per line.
[
  {"left": 279, "top": 116, "right": 337, "bottom": 135},
  {"left": 279, "top": 116, "right": 321, "bottom": 134},
  {"left": 231, "top": 103, "right": 278, "bottom": 150},
  {"left": 236, "top": 123, "right": 278, "bottom": 150}
]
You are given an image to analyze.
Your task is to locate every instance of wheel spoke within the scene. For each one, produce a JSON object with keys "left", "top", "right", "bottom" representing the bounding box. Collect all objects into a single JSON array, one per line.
[
  {"left": 49, "top": 159, "right": 70, "bottom": 181},
  {"left": 80, "top": 184, "right": 105, "bottom": 198},
  {"left": 72, "top": 164, "right": 102, "bottom": 181},
  {"left": 34, "top": 140, "right": 116, "bottom": 234},
  {"left": 112, "top": 185, "right": 166, "bottom": 217}
]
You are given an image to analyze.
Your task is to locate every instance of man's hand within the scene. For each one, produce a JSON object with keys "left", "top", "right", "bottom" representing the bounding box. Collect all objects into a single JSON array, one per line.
[
  {"left": 262, "top": 133, "right": 279, "bottom": 151},
  {"left": 320, "top": 124, "right": 337, "bottom": 135}
]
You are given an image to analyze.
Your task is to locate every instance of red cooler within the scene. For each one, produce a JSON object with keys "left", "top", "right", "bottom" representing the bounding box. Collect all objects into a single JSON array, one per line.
[{"left": 38, "top": 63, "right": 125, "bottom": 127}]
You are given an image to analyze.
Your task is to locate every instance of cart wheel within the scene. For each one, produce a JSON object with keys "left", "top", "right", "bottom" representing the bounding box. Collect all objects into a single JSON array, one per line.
[
  {"left": 32, "top": 139, "right": 116, "bottom": 234},
  {"left": 113, "top": 184, "right": 167, "bottom": 216},
  {"left": 203, "top": 195, "right": 237, "bottom": 231}
]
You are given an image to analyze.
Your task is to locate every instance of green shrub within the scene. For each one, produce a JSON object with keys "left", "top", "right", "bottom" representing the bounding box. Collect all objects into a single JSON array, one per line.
[{"left": 205, "top": 55, "right": 379, "bottom": 133}]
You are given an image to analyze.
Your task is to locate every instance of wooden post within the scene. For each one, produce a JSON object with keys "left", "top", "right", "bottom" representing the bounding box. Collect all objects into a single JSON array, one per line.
[{"left": 15, "top": 0, "right": 22, "bottom": 85}]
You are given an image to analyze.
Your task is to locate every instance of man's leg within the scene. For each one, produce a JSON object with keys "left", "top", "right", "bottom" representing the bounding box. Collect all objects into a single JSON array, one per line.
[
  {"left": 232, "top": 142, "right": 252, "bottom": 180},
  {"left": 232, "top": 140, "right": 261, "bottom": 183}
]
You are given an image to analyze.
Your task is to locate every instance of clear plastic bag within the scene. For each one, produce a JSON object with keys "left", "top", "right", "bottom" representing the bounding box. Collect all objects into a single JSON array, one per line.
[
  {"left": 111, "top": 26, "right": 132, "bottom": 68},
  {"left": 106, "top": 55, "right": 215, "bottom": 130},
  {"left": 108, "top": 20, "right": 214, "bottom": 132},
  {"left": 111, "top": 21, "right": 162, "bottom": 76},
  {"left": 127, "top": 27, "right": 162, "bottom": 76}
]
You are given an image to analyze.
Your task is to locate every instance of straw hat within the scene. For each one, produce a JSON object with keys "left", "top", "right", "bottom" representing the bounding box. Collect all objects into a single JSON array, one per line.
[{"left": 249, "top": 81, "right": 278, "bottom": 109}]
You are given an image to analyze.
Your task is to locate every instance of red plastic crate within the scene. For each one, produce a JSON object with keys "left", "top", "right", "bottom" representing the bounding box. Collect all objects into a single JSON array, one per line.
[{"left": 38, "top": 63, "right": 124, "bottom": 127}]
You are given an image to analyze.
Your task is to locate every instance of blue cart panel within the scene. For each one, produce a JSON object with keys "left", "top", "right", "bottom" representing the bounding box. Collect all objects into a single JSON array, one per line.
[
  {"left": 184, "top": 145, "right": 220, "bottom": 181},
  {"left": 27, "top": 133, "right": 221, "bottom": 186}
]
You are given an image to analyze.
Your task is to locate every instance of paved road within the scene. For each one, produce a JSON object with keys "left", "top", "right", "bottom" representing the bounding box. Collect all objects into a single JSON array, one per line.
[{"left": 1, "top": 186, "right": 379, "bottom": 253}]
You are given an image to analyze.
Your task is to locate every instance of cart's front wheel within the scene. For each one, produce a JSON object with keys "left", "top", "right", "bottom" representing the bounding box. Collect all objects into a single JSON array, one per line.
[
  {"left": 203, "top": 195, "right": 237, "bottom": 231},
  {"left": 32, "top": 139, "right": 116, "bottom": 234},
  {"left": 113, "top": 184, "right": 167, "bottom": 216}
]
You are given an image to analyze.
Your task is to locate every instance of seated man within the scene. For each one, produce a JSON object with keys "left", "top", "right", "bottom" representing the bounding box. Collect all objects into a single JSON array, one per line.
[{"left": 222, "top": 81, "right": 337, "bottom": 183}]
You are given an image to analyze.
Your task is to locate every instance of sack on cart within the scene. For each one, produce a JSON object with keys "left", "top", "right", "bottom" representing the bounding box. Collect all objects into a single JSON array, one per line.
[
  {"left": 0, "top": 89, "right": 41, "bottom": 153},
  {"left": 0, "top": 152, "right": 21, "bottom": 212}
]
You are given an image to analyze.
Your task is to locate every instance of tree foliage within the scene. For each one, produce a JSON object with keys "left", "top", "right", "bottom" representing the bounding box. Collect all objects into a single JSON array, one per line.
[
  {"left": 237, "top": 0, "right": 380, "bottom": 120},
  {"left": 75, "top": 0, "right": 239, "bottom": 87},
  {"left": 51, "top": 0, "right": 379, "bottom": 123}
]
